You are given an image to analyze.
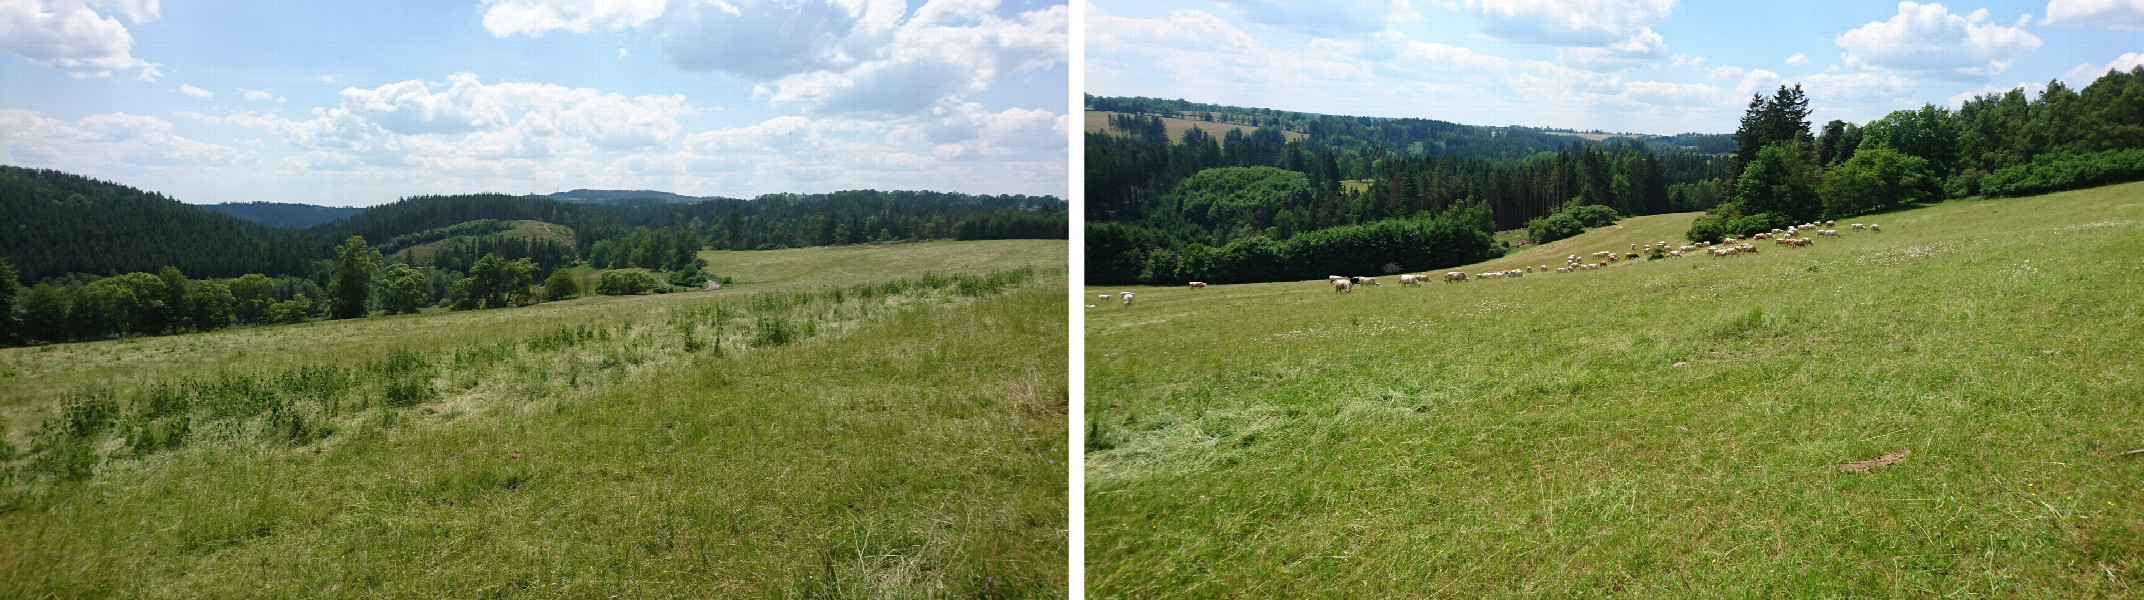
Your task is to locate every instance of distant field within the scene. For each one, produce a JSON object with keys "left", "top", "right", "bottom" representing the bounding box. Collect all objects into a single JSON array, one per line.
[
  {"left": 1541, "top": 130, "right": 1639, "bottom": 141},
  {"left": 1086, "top": 185, "right": 2144, "bottom": 597},
  {"left": 0, "top": 239, "right": 1067, "bottom": 598},
  {"left": 700, "top": 239, "right": 1065, "bottom": 291},
  {"left": 393, "top": 219, "right": 576, "bottom": 264},
  {"left": 1084, "top": 111, "right": 1309, "bottom": 143}
]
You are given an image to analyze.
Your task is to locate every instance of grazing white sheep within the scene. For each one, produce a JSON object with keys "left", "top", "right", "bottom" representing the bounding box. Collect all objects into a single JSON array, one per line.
[
  {"left": 1444, "top": 271, "right": 1468, "bottom": 283},
  {"left": 1670, "top": 250, "right": 1682, "bottom": 257},
  {"left": 1851, "top": 223, "right": 1866, "bottom": 231},
  {"left": 1333, "top": 279, "right": 1352, "bottom": 293},
  {"left": 1120, "top": 291, "right": 1135, "bottom": 307},
  {"left": 1400, "top": 274, "right": 1423, "bottom": 286},
  {"left": 1555, "top": 267, "right": 1570, "bottom": 273},
  {"left": 1351, "top": 276, "right": 1379, "bottom": 287},
  {"left": 1099, "top": 294, "right": 1112, "bottom": 303},
  {"left": 1188, "top": 281, "right": 1207, "bottom": 289},
  {"left": 1825, "top": 220, "right": 1836, "bottom": 227},
  {"left": 1870, "top": 224, "right": 1881, "bottom": 232}
]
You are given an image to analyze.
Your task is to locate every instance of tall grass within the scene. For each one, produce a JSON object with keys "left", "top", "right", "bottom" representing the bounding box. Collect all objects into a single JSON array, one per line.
[
  {"left": 1086, "top": 185, "right": 2144, "bottom": 598},
  {"left": 0, "top": 240, "right": 1066, "bottom": 598}
]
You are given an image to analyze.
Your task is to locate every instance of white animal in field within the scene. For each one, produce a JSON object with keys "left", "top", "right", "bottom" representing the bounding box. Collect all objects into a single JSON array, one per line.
[
  {"left": 1852, "top": 223, "right": 1865, "bottom": 230},
  {"left": 1869, "top": 224, "right": 1881, "bottom": 232},
  {"left": 1120, "top": 291, "right": 1134, "bottom": 307},
  {"left": 1444, "top": 271, "right": 1468, "bottom": 283},
  {"left": 1399, "top": 274, "right": 1424, "bottom": 286},
  {"left": 1555, "top": 267, "right": 1570, "bottom": 273},
  {"left": 1188, "top": 281, "right": 1207, "bottom": 289},
  {"left": 1329, "top": 275, "right": 1346, "bottom": 282},
  {"left": 1352, "top": 276, "right": 1378, "bottom": 286},
  {"left": 1333, "top": 278, "right": 1352, "bottom": 293},
  {"left": 1099, "top": 294, "right": 1112, "bottom": 303}
]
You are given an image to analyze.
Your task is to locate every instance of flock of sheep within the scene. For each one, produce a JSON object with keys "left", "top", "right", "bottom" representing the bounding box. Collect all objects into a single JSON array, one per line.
[{"left": 1096, "top": 219, "right": 1888, "bottom": 305}]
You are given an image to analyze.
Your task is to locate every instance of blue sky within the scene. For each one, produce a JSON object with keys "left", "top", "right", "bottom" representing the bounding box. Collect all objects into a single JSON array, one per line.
[
  {"left": 1087, "top": 0, "right": 2144, "bottom": 135},
  {"left": 0, "top": 0, "right": 1068, "bottom": 206}
]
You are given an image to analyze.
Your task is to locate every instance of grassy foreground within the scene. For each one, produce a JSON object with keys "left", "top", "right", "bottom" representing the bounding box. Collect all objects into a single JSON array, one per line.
[
  {"left": 0, "top": 239, "right": 1067, "bottom": 598},
  {"left": 1085, "top": 185, "right": 2144, "bottom": 598}
]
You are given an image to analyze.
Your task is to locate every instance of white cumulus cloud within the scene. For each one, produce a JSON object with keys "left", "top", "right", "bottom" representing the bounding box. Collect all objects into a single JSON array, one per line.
[
  {"left": 1212, "top": 0, "right": 1413, "bottom": 36},
  {"left": 480, "top": 0, "right": 1064, "bottom": 116},
  {"left": 178, "top": 84, "right": 212, "bottom": 98},
  {"left": 0, "top": 0, "right": 161, "bottom": 78},
  {"left": 1, "top": 109, "right": 249, "bottom": 170},
  {"left": 1836, "top": 2, "right": 2041, "bottom": 79},
  {"left": 2063, "top": 51, "right": 2144, "bottom": 84},
  {"left": 2043, "top": 0, "right": 2144, "bottom": 28},
  {"left": 1786, "top": 52, "right": 1809, "bottom": 65},
  {"left": 1461, "top": 0, "right": 1676, "bottom": 47},
  {"left": 332, "top": 72, "right": 694, "bottom": 151},
  {"left": 479, "top": 0, "right": 668, "bottom": 35}
]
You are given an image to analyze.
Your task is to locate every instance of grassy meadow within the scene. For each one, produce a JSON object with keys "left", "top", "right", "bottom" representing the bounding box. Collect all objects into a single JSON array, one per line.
[
  {"left": 0, "top": 239, "right": 1068, "bottom": 598},
  {"left": 1085, "top": 184, "right": 2144, "bottom": 597},
  {"left": 1083, "top": 111, "right": 1309, "bottom": 143}
]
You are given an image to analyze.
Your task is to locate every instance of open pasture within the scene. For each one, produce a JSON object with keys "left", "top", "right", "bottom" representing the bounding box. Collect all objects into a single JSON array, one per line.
[
  {"left": 1085, "top": 185, "right": 2144, "bottom": 597},
  {"left": 1083, "top": 111, "right": 1310, "bottom": 143},
  {"left": 1, "top": 239, "right": 1067, "bottom": 598}
]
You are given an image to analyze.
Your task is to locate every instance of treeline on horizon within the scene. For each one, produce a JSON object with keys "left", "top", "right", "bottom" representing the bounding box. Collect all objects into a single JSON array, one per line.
[
  {"left": 0, "top": 236, "right": 589, "bottom": 347},
  {"left": 1689, "top": 66, "right": 2144, "bottom": 241},
  {"left": 1087, "top": 94, "right": 1732, "bottom": 156},
  {"left": 0, "top": 166, "right": 1068, "bottom": 285}
]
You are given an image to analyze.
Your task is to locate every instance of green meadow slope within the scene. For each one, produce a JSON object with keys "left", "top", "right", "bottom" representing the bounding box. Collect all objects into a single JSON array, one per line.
[
  {"left": 1085, "top": 185, "right": 2144, "bottom": 598},
  {"left": 0, "top": 239, "right": 1068, "bottom": 598}
]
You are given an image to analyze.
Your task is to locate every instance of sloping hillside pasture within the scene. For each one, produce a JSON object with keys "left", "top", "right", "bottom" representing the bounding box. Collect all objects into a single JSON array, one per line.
[
  {"left": 698, "top": 239, "right": 1065, "bottom": 291},
  {"left": 1083, "top": 111, "right": 1310, "bottom": 143},
  {"left": 391, "top": 219, "right": 578, "bottom": 265},
  {"left": 1085, "top": 184, "right": 2144, "bottom": 597},
  {"left": 0, "top": 240, "right": 1067, "bottom": 598}
]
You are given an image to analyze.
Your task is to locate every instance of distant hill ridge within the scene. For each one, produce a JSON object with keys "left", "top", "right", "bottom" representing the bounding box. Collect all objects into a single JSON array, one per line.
[
  {"left": 201, "top": 201, "right": 365, "bottom": 228},
  {"left": 542, "top": 189, "right": 712, "bottom": 205},
  {"left": 1, "top": 165, "right": 1066, "bottom": 283}
]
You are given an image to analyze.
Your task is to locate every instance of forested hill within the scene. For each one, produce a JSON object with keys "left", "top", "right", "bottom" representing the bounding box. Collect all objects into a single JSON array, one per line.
[
  {"left": 542, "top": 189, "right": 706, "bottom": 205},
  {"left": 315, "top": 189, "right": 1066, "bottom": 251},
  {"left": 1083, "top": 95, "right": 1735, "bottom": 285},
  {"left": 2, "top": 166, "right": 1067, "bottom": 284},
  {"left": 200, "top": 202, "right": 364, "bottom": 228},
  {"left": 0, "top": 166, "right": 316, "bottom": 282},
  {"left": 1088, "top": 94, "right": 1732, "bottom": 157},
  {"left": 306, "top": 194, "right": 620, "bottom": 251}
]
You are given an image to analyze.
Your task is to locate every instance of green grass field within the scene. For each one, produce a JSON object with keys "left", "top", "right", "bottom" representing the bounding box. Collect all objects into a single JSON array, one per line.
[
  {"left": 1085, "top": 185, "right": 2144, "bottom": 598},
  {"left": 0, "top": 239, "right": 1067, "bottom": 598}
]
